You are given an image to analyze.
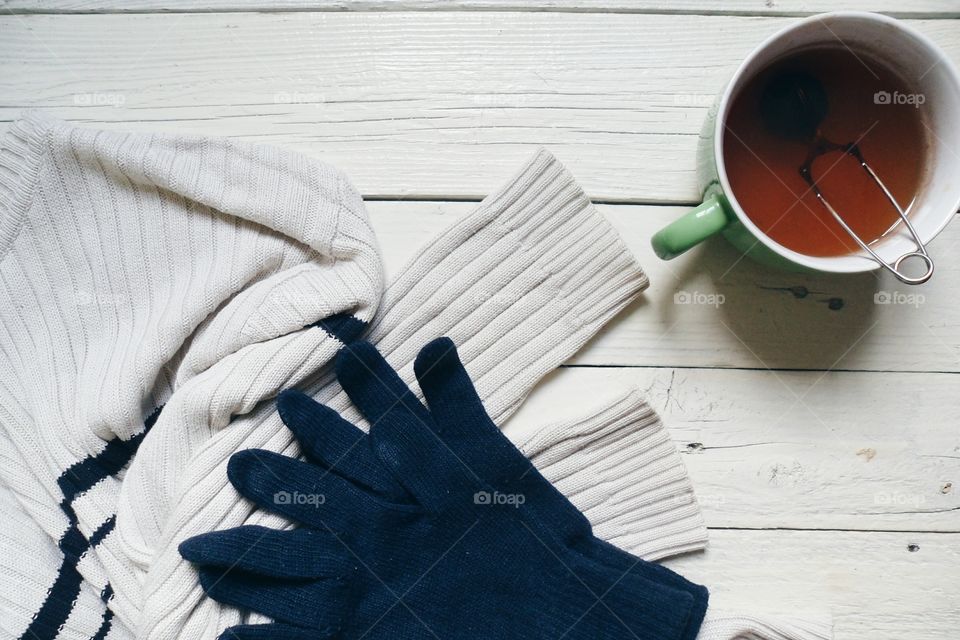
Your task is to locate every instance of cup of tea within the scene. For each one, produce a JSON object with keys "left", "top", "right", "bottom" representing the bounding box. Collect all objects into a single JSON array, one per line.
[{"left": 651, "top": 11, "right": 960, "bottom": 284}]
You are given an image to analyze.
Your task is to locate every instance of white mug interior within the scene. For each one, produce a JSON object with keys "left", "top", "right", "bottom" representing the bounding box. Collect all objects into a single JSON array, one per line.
[{"left": 714, "top": 11, "right": 960, "bottom": 275}]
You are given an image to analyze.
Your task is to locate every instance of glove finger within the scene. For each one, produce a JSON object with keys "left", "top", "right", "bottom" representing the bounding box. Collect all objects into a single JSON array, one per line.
[
  {"left": 413, "top": 337, "right": 522, "bottom": 481},
  {"left": 197, "top": 566, "right": 345, "bottom": 631},
  {"left": 219, "top": 623, "right": 334, "bottom": 640},
  {"left": 334, "top": 341, "right": 432, "bottom": 430},
  {"left": 227, "top": 449, "right": 395, "bottom": 531},
  {"left": 372, "top": 412, "right": 480, "bottom": 514},
  {"left": 179, "top": 525, "right": 349, "bottom": 579},
  {"left": 336, "top": 342, "right": 478, "bottom": 513},
  {"left": 277, "top": 389, "right": 403, "bottom": 499},
  {"left": 413, "top": 337, "right": 490, "bottom": 428},
  {"left": 415, "top": 337, "right": 594, "bottom": 542},
  {"left": 417, "top": 345, "right": 711, "bottom": 615}
]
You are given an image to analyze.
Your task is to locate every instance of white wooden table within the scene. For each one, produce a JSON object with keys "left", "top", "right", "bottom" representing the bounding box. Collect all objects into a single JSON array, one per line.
[{"left": 2, "top": 2, "right": 959, "bottom": 638}]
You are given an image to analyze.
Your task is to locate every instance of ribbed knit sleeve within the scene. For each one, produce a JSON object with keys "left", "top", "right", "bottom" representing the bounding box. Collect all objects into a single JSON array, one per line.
[
  {"left": 697, "top": 612, "right": 832, "bottom": 640},
  {"left": 133, "top": 149, "right": 651, "bottom": 639},
  {"left": 0, "top": 113, "right": 45, "bottom": 255},
  {"left": 513, "top": 390, "right": 833, "bottom": 640},
  {"left": 355, "top": 147, "right": 649, "bottom": 423},
  {"left": 517, "top": 387, "right": 709, "bottom": 562}
]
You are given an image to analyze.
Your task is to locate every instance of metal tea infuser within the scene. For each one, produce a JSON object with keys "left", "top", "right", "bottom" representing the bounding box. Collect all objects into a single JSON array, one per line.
[{"left": 760, "top": 72, "right": 934, "bottom": 284}]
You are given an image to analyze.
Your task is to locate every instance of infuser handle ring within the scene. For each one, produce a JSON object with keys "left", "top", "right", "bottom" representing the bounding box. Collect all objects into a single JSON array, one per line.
[{"left": 890, "top": 250, "right": 934, "bottom": 285}]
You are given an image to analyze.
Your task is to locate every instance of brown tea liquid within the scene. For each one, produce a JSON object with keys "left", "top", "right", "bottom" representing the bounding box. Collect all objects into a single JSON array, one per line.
[{"left": 723, "top": 47, "right": 928, "bottom": 257}]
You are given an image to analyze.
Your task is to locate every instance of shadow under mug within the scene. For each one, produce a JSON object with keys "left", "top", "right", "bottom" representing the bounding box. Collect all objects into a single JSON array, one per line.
[{"left": 651, "top": 11, "right": 960, "bottom": 284}]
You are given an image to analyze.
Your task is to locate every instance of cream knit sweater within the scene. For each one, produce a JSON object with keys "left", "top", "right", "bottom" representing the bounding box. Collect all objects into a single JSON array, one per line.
[
  {"left": 0, "top": 110, "right": 383, "bottom": 638},
  {"left": 0, "top": 112, "right": 829, "bottom": 640},
  {"left": 127, "top": 139, "right": 653, "bottom": 639}
]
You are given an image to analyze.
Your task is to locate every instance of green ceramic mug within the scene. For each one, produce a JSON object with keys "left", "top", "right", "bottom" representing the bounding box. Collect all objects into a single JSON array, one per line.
[{"left": 651, "top": 12, "right": 960, "bottom": 284}]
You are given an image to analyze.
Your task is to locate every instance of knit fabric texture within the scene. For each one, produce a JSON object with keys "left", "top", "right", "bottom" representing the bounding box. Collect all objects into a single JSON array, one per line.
[
  {"left": 697, "top": 613, "right": 833, "bottom": 640},
  {"left": 514, "top": 388, "right": 833, "bottom": 640},
  {"left": 123, "top": 145, "right": 652, "bottom": 639},
  {"left": 180, "top": 338, "right": 705, "bottom": 640},
  {"left": 0, "top": 110, "right": 383, "bottom": 638},
  {"left": 517, "top": 386, "right": 709, "bottom": 562},
  {"left": 0, "top": 111, "right": 829, "bottom": 640}
]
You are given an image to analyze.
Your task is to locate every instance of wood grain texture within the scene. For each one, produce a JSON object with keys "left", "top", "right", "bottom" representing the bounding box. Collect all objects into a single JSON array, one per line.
[
  {"left": 3, "top": 7, "right": 959, "bottom": 638},
  {"left": 504, "top": 364, "right": 960, "bottom": 532},
  {"left": 1, "top": 12, "right": 958, "bottom": 203},
  {"left": 367, "top": 201, "right": 960, "bottom": 372},
  {"left": 4, "top": 0, "right": 960, "bottom": 18},
  {"left": 662, "top": 529, "right": 960, "bottom": 640}
]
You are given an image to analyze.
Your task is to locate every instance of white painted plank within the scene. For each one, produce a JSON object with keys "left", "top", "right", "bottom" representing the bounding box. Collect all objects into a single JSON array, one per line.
[
  {"left": 1, "top": 12, "right": 958, "bottom": 202},
  {"left": 503, "top": 364, "right": 960, "bottom": 531},
  {"left": 367, "top": 201, "right": 960, "bottom": 372},
  {"left": 4, "top": 0, "right": 960, "bottom": 19},
  {"left": 662, "top": 529, "right": 960, "bottom": 640},
  {"left": 0, "top": 179, "right": 947, "bottom": 372}
]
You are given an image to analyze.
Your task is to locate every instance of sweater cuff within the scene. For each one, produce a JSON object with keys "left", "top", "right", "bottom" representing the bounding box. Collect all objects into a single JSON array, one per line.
[
  {"left": 0, "top": 110, "right": 50, "bottom": 258},
  {"left": 516, "top": 386, "right": 709, "bottom": 562},
  {"left": 696, "top": 611, "right": 833, "bottom": 640},
  {"left": 359, "top": 147, "right": 649, "bottom": 425}
]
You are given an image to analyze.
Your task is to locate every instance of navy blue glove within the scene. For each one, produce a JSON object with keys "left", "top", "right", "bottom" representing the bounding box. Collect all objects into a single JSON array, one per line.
[
  {"left": 181, "top": 339, "right": 706, "bottom": 640},
  {"left": 410, "top": 337, "right": 710, "bottom": 640},
  {"left": 276, "top": 336, "right": 708, "bottom": 637}
]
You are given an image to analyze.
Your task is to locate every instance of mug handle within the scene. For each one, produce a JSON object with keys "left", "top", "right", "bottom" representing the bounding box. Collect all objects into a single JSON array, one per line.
[{"left": 651, "top": 193, "right": 733, "bottom": 260}]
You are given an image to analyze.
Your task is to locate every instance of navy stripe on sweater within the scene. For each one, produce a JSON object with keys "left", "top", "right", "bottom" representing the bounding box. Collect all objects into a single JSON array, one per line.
[
  {"left": 309, "top": 312, "right": 368, "bottom": 345},
  {"left": 20, "top": 406, "right": 162, "bottom": 640},
  {"left": 57, "top": 407, "right": 162, "bottom": 500},
  {"left": 23, "top": 313, "right": 364, "bottom": 638},
  {"left": 90, "top": 586, "right": 115, "bottom": 640},
  {"left": 21, "top": 560, "right": 85, "bottom": 640}
]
